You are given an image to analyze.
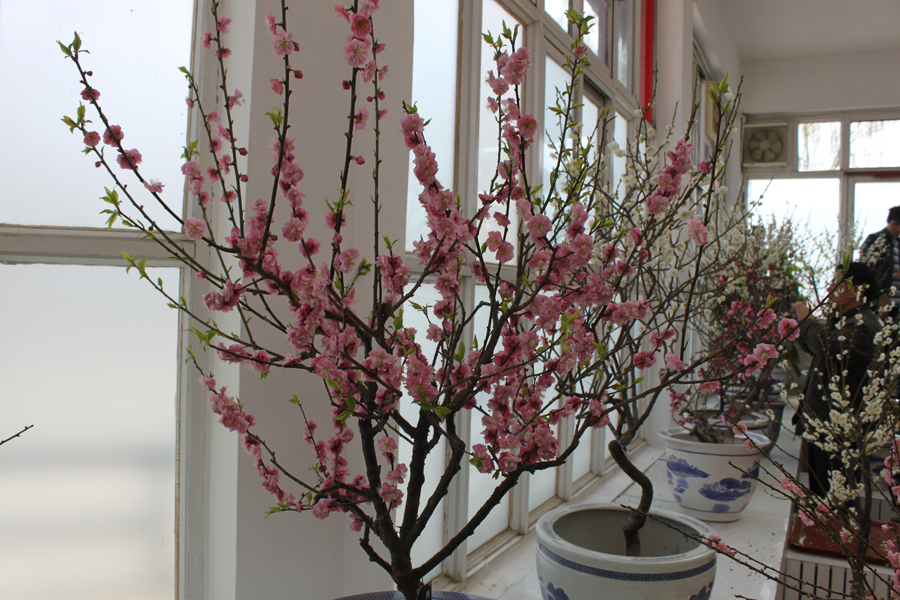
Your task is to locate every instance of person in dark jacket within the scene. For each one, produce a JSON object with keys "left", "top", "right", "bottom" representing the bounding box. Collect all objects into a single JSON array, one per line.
[
  {"left": 859, "top": 206, "right": 900, "bottom": 315},
  {"left": 792, "top": 262, "right": 881, "bottom": 497}
]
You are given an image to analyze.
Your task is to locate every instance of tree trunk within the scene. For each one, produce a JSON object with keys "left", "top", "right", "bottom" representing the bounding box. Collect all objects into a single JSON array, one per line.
[{"left": 608, "top": 439, "right": 653, "bottom": 556}]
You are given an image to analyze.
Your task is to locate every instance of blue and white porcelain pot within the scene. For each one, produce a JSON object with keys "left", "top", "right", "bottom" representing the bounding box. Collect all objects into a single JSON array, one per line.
[
  {"left": 662, "top": 427, "right": 768, "bottom": 522},
  {"left": 536, "top": 503, "right": 717, "bottom": 600}
]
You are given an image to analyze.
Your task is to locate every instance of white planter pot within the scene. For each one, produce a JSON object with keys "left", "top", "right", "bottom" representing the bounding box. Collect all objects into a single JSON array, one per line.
[
  {"left": 662, "top": 427, "right": 768, "bottom": 523},
  {"left": 536, "top": 504, "right": 717, "bottom": 600}
]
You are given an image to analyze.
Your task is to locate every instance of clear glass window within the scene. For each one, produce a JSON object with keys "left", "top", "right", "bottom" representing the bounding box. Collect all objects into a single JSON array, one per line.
[
  {"left": 545, "top": 0, "right": 570, "bottom": 31},
  {"left": 477, "top": 0, "right": 523, "bottom": 263},
  {"left": 854, "top": 181, "right": 900, "bottom": 242},
  {"left": 0, "top": 264, "right": 179, "bottom": 600},
  {"left": 584, "top": 0, "right": 609, "bottom": 65},
  {"left": 797, "top": 122, "right": 841, "bottom": 171},
  {"left": 543, "top": 57, "right": 573, "bottom": 204},
  {"left": 0, "top": 0, "right": 193, "bottom": 230},
  {"left": 611, "top": 111, "right": 628, "bottom": 192},
  {"left": 849, "top": 120, "right": 900, "bottom": 169},
  {"left": 616, "top": 0, "right": 633, "bottom": 89},
  {"left": 406, "top": 0, "right": 460, "bottom": 252}
]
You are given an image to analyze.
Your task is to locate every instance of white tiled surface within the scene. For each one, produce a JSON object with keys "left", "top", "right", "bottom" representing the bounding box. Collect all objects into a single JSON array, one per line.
[{"left": 458, "top": 425, "right": 801, "bottom": 600}]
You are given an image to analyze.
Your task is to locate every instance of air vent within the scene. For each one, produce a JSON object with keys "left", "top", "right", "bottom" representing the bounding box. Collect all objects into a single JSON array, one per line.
[{"left": 743, "top": 123, "right": 788, "bottom": 167}]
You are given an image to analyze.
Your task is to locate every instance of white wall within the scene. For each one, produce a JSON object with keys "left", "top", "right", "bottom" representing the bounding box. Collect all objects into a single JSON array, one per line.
[
  {"left": 740, "top": 48, "right": 900, "bottom": 115},
  {"left": 200, "top": 0, "right": 413, "bottom": 598}
]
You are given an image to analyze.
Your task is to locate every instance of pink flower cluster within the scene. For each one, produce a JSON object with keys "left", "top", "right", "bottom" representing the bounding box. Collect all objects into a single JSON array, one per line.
[{"left": 646, "top": 139, "right": 693, "bottom": 216}]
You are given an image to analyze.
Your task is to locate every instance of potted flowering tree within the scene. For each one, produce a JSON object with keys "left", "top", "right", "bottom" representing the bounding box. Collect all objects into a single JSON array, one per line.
[
  {"left": 59, "top": 3, "right": 788, "bottom": 599},
  {"left": 673, "top": 217, "right": 807, "bottom": 446}
]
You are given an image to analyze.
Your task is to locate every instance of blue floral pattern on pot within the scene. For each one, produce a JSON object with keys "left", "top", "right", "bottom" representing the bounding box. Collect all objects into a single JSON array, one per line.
[
  {"left": 539, "top": 576, "right": 570, "bottom": 600},
  {"left": 699, "top": 477, "right": 752, "bottom": 501},
  {"left": 689, "top": 582, "right": 713, "bottom": 600},
  {"left": 666, "top": 456, "right": 710, "bottom": 478}
]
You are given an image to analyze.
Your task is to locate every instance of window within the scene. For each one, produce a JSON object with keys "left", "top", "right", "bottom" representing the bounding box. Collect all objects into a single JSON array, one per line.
[
  {"left": 407, "top": 0, "right": 649, "bottom": 581},
  {"left": 745, "top": 111, "right": 900, "bottom": 273},
  {"left": 0, "top": 1, "right": 195, "bottom": 597}
]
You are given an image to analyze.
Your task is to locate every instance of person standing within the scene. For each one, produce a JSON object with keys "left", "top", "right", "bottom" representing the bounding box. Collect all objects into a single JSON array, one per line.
[
  {"left": 792, "top": 262, "right": 881, "bottom": 497},
  {"left": 859, "top": 205, "right": 900, "bottom": 315}
]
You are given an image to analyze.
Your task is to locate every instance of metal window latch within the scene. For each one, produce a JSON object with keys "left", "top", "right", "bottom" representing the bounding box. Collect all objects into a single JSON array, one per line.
[{"left": 416, "top": 582, "right": 432, "bottom": 600}]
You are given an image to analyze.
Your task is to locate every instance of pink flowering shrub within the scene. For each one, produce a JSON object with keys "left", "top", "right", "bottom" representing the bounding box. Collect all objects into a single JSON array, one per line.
[{"left": 60, "top": 4, "right": 771, "bottom": 598}]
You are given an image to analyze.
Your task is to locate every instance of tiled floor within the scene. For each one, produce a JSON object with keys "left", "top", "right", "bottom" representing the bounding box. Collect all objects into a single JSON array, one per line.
[{"left": 459, "top": 425, "right": 801, "bottom": 600}]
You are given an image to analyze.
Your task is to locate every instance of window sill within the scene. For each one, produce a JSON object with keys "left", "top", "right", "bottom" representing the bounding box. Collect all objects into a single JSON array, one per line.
[{"left": 454, "top": 425, "right": 800, "bottom": 600}]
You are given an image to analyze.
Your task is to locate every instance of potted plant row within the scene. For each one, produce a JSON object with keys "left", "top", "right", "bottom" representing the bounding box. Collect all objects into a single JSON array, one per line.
[{"left": 59, "top": 3, "right": 800, "bottom": 599}]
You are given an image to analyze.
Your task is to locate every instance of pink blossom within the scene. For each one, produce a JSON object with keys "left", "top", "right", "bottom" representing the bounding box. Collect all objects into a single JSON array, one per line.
[
  {"left": 687, "top": 219, "right": 709, "bottom": 245},
  {"left": 494, "top": 240, "right": 514, "bottom": 263},
  {"left": 334, "top": 248, "right": 360, "bottom": 273},
  {"left": 698, "top": 381, "right": 721, "bottom": 394},
  {"left": 80, "top": 87, "right": 100, "bottom": 101},
  {"left": 353, "top": 106, "right": 369, "bottom": 131},
  {"left": 698, "top": 161, "right": 711, "bottom": 174},
  {"left": 272, "top": 29, "right": 295, "bottom": 57},
  {"left": 227, "top": 89, "right": 244, "bottom": 109},
  {"left": 183, "top": 217, "right": 206, "bottom": 240},
  {"left": 143, "top": 180, "right": 164, "bottom": 194},
  {"left": 217, "top": 16, "right": 232, "bottom": 33},
  {"left": 517, "top": 114, "right": 538, "bottom": 139},
  {"left": 471, "top": 444, "right": 495, "bottom": 473},
  {"left": 334, "top": 5, "right": 351, "bottom": 22},
  {"left": 778, "top": 318, "right": 800, "bottom": 341},
  {"left": 116, "top": 148, "right": 142, "bottom": 170},
  {"left": 780, "top": 475, "right": 806, "bottom": 498},
  {"left": 344, "top": 38, "right": 369, "bottom": 67},
  {"left": 216, "top": 47, "right": 232, "bottom": 59},
  {"left": 202, "top": 30, "right": 214, "bottom": 48},
  {"left": 646, "top": 191, "right": 669, "bottom": 215},
  {"left": 102, "top": 125, "right": 124, "bottom": 146},
  {"left": 500, "top": 47, "right": 531, "bottom": 85},
  {"left": 634, "top": 351, "right": 657, "bottom": 369},
  {"left": 665, "top": 353, "right": 686, "bottom": 373},
  {"left": 270, "top": 78, "right": 284, "bottom": 94},
  {"left": 264, "top": 13, "right": 278, "bottom": 35},
  {"left": 350, "top": 13, "right": 372, "bottom": 38},
  {"left": 358, "top": 0, "right": 380, "bottom": 17},
  {"left": 83, "top": 131, "right": 100, "bottom": 147}
]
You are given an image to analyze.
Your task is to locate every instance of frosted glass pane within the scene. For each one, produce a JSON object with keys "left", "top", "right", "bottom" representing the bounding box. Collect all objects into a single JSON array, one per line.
[
  {"left": 406, "top": 0, "right": 459, "bottom": 253},
  {"left": 612, "top": 111, "right": 628, "bottom": 192},
  {"left": 398, "top": 282, "right": 446, "bottom": 579},
  {"left": 468, "top": 285, "right": 509, "bottom": 551},
  {"left": 584, "top": 0, "right": 609, "bottom": 65},
  {"left": 543, "top": 58, "right": 572, "bottom": 203},
  {"left": 0, "top": 0, "right": 192, "bottom": 230},
  {"left": 798, "top": 122, "right": 841, "bottom": 171},
  {"left": 616, "top": 0, "right": 633, "bottom": 89},
  {"left": 528, "top": 459, "right": 558, "bottom": 511},
  {"left": 478, "top": 0, "right": 522, "bottom": 263},
  {"left": 582, "top": 97, "right": 600, "bottom": 157},
  {"left": 850, "top": 120, "right": 900, "bottom": 169},
  {"left": 0, "top": 264, "right": 178, "bottom": 600},
  {"left": 545, "top": 0, "right": 570, "bottom": 30},
  {"left": 854, "top": 182, "right": 900, "bottom": 242}
]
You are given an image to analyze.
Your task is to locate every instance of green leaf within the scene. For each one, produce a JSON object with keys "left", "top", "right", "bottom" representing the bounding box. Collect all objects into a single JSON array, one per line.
[
  {"left": 77, "top": 103, "right": 86, "bottom": 122},
  {"left": 265, "top": 108, "right": 284, "bottom": 126},
  {"left": 393, "top": 314, "right": 404, "bottom": 330},
  {"left": 335, "top": 410, "right": 352, "bottom": 424},
  {"left": 178, "top": 66, "right": 190, "bottom": 75},
  {"left": 73, "top": 32, "right": 82, "bottom": 52},
  {"left": 469, "top": 456, "right": 483, "bottom": 468},
  {"left": 61, "top": 115, "right": 77, "bottom": 132},
  {"left": 432, "top": 405, "right": 451, "bottom": 421},
  {"left": 288, "top": 395, "right": 301, "bottom": 405},
  {"left": 382, "top": 235, "right": 394, "bottom": 250},
  {"left": 58, "top": 40, "right": 73, "bottom": 58},
  {"left": 454, "top": 341, "right": 466, "bottom": 362}
]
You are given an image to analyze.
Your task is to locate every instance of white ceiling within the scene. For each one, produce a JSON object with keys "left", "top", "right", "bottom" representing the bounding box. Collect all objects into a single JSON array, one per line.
[{"left": 717, "top": 0, "right": 900, "bottom": 62}]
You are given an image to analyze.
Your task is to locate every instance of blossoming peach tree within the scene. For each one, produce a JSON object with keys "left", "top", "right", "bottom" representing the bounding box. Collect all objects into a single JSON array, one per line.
[
  {"left": 60, "top": 2, "right": 791, "bottom": 598},
  {"left": 673, "top": 217, "right": 806, "bottom": 444}
]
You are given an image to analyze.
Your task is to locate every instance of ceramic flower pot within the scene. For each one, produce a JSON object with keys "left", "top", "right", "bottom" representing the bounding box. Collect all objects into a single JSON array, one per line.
[
  {"left": 335, "top": 593, "right": 492, "bottom": 600},
  {"left": 536, "top": 503, "right": 717, "bottom": 600},
  {"left": 662, "top": 428, "right": 768, "bottom": 522},
  {"left": 711, "top": 412, "right": 773, "bottom": 454}
]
